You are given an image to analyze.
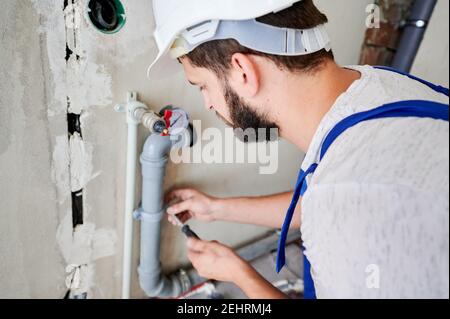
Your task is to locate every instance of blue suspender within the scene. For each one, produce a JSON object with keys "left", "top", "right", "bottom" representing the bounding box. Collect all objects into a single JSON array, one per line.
[
  {"left": 320, "top": 100, "right": 449, "bottom": 160},
  {"left": 275, "top": 67, "right": 449, "bottom": 299}
]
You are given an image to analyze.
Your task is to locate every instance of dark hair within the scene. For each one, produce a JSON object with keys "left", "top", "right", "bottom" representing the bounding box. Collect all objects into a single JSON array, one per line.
[{"left": 184, "top": 0, "right": 334, "bottom": 77}]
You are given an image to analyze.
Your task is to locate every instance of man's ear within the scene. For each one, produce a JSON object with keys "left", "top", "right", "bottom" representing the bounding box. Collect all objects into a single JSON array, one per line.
[{"left": 229, "top": 53, "right": 260, "bottom": 98}]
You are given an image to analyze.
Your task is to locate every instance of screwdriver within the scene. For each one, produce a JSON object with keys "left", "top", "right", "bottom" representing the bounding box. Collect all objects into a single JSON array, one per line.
[{"left": 172, "top": 214, "right": 200, "bottom": 239}]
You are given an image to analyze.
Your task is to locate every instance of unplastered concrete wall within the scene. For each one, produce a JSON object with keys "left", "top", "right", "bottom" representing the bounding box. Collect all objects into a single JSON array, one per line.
[
  {"left": 0, "top": 0, "right": 67, "bottom": 298},
  {"left": 1, "top": 0, "right": 371, "bottom": 298},
  {"left": 1, "top": 0, "right": 119, "bottom": 298}
]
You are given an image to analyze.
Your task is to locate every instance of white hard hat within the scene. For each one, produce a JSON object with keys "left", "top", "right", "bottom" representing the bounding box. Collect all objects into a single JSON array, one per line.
[{"left": 148, "top": 0, "right": 331, "bottom": 78}]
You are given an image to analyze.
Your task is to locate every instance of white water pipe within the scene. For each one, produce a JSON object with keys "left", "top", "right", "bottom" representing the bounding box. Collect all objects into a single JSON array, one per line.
[
  {"left": 116, "top": 92, "right": 142, "bottom": 299},
  {"left": 122, "top": 120, "right": 137, "bottom": 299}
]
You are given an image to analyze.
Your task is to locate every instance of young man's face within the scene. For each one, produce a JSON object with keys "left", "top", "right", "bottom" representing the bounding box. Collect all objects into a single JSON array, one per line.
[{"left": 181, "top": 57, "right": 279, "bottom": 142}]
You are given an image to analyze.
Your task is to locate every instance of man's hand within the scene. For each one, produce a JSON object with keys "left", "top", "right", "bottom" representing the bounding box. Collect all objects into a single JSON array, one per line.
[
  {"left": 165, "top": 188, "right": 219, "bottom": 225},
  {"left": 186, "top": 238, "right": 289, "bottom": 299},
  {"left": 186, "top": 238, "right": 248, "bottom": 283},
  {"left": 165, "top": 188, "right": 301, "bottom": 231}
]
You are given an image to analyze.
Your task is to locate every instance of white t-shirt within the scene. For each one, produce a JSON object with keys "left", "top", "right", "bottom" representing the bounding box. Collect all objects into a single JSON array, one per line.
[{"left": 300, "top": 65, "right": 449, "bottom": 299}]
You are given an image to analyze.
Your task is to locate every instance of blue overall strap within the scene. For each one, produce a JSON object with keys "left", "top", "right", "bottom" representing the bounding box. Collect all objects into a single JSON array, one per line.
[
  {"left": 321, "top": 100, "right": 449, "bottom": 160},
  {"left": 275, "top": 100, "right": 449, "bottom": 299},
  {"left": 303, "top": 247, "right": 317, "bottom": 299},
  {"left": 375, "top": 66, "right": 450, "bottom": 97},
  {"left": 276, "top": 163, "right": 318, "bottom": 273}
]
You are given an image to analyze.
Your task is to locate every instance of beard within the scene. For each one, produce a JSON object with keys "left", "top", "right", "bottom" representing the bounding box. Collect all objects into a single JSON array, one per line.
[{"left": 220, "top": 82, "right": 280, "bottom": 143}]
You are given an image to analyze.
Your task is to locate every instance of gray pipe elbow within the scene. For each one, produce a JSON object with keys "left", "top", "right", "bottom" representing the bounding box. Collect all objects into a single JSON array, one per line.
[
  {"left": 138, "top": 267, "right": 184, "bottom": 298},
  {"left": 141, "top": 134, "right": 173, "bottom": 163}
]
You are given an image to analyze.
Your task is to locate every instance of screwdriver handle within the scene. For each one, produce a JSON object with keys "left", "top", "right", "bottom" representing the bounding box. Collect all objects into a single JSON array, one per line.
[{"left": 182, "top": 225, "right": 200, "bottom": 239}]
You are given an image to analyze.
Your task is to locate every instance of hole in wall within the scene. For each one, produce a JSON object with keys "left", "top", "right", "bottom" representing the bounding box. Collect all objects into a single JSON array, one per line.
[
  {"left": 65, "top": 45, "right": 81, "bottom": 62},
  {"left": 65, "top": 45, "right": 73, "bottom": 62},
  {"left": 71, "top": 190, "right": 84, "bottom": 228},
  {"left": 86, "top": 0, "right": 126, "bottom": 34},
  {"left": 67, "top": 102, "right": 84, "bottom": 230},
  {"left": 68, "top": 113, "right": 82, "bottom": 137}
]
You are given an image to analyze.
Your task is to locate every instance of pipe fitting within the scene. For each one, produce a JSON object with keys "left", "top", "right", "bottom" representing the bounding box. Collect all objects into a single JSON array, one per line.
[
  {"left": 115, "top": 92, "right": 168, "bottom": 134},
  {"left": 133, "top": 207, "right": 165, "bottom": 223},
  {"left": 138, "top": 267, "right": 189, "bottom": 298},
  {"left": 134, "top": 108, "right": 168, "bottom": 135},
  {"left": 86, "top": 0, "right": 126, "bottom": 34},
  {"left": 141, "top": 134, "right": 173, "bottom": 163}
]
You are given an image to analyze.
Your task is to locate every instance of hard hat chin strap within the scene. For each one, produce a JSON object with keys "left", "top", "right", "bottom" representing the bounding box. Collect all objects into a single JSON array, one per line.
[{"left": 170, "top": 19, "right": 331, "bottom": 59}]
